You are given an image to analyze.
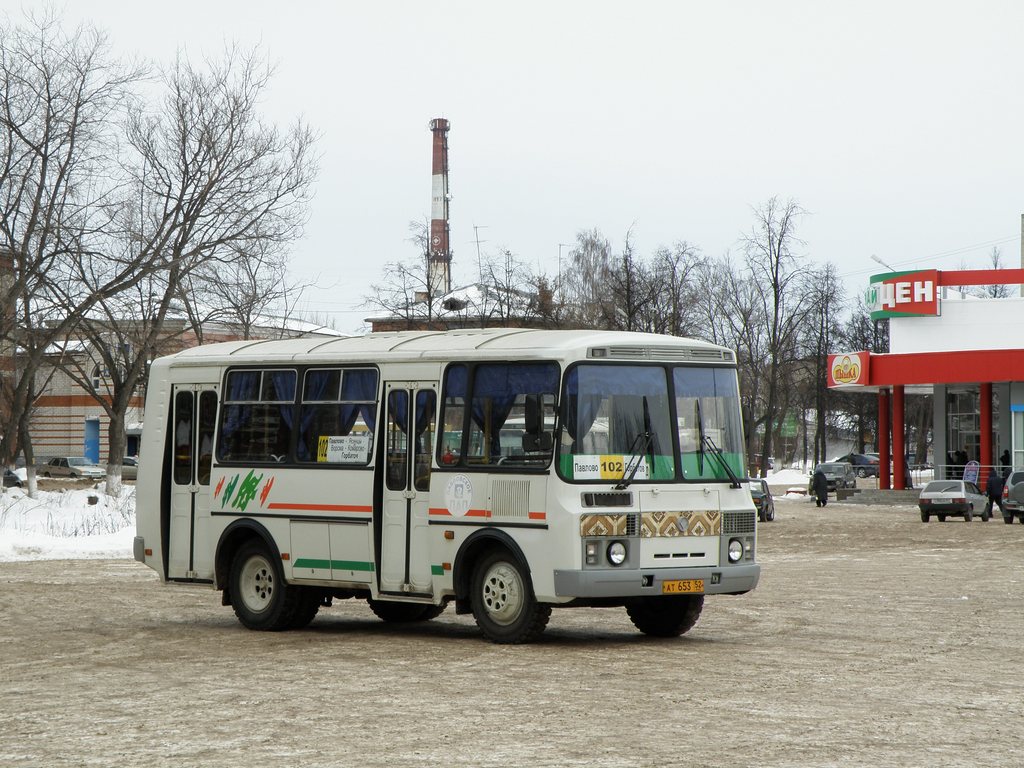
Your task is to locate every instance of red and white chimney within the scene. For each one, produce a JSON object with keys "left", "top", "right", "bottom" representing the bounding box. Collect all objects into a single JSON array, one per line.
[{"left": 428, "top": 118, "right": 451, "bottom": 297}]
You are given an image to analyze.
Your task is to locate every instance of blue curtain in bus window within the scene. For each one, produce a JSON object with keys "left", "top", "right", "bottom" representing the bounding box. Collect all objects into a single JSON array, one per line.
[
  {"left": 471, "top": 364, "right": 558, "bottom": 447},
  {"left": 297, "top": 370, "right": 333, "bottom": 461},
  {"left": 340, "top": 370, "right": 378, "bottom": 434},
  {"left": 386, "top": 390, "right": 409, "bottom": 490},
  {"left": 218, "top": 371, "right": 260, "bottom": 458},
  {"left": 269, "top": 371, "right": 296, "bottom": 428}
]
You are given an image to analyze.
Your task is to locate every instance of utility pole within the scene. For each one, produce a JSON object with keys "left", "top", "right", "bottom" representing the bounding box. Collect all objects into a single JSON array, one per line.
[{"left": 473, "top": 224, "right": 488, "bottom": 283}]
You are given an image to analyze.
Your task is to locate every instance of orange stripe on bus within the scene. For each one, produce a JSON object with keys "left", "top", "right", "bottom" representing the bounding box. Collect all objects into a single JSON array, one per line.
[
  {"left": 266, "top": 503, "right": 372, "bottom": 513},
  {"left": 528, "top": 512, "right": 547, "bottom": 520},
  {"left": 429, "top": 507, "right": 491, "bottom": 517}
]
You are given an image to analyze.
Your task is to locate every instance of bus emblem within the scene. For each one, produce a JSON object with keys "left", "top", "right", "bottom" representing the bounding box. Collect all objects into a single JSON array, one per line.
[{"left": 445, "top": 474, "right": 473, "bottom": 517}]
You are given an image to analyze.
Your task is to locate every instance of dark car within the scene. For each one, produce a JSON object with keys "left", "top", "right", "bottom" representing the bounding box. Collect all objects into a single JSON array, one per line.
[
  {"left": 747, "top": 478, "right": 775, "bottom": 522},
  {"left": 809, "top": 462, "right": 857, "bottom": 493},
  {"left": 1000, "top": 470, "right": 1024, "bottom": 524},
  {"left": 3, "top": 468, "right": 23, "bottom": 488},
  {"left": 834, "top": 453, "right": 880, "bottom": 478}
]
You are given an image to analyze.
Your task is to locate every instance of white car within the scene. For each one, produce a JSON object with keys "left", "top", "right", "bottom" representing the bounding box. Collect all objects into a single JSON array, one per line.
[
  {"left": 37, "top": 457, "right": 105, "bottom": 479},
  {"left": 918, "top": 479, "right": 988, "bottom": 522}
]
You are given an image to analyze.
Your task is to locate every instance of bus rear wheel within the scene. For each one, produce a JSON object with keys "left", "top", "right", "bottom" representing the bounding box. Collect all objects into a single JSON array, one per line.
[
  {"left": 626, "top": 594, "right": 704, "bottom": 637},
  {"left": 368, "top": 599, "right": 446, "bottom": 623},
  {"left": 230, "top": 540, "right": 300, "bottom": 631},
  {"left": 470, "top": 550, "right": 550, "bottom": 644}
]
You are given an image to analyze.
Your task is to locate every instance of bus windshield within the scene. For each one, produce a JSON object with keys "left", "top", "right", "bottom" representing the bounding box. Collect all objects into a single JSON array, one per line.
[{"left": 558, "top": 364, "right": 745, "bottom": 483}]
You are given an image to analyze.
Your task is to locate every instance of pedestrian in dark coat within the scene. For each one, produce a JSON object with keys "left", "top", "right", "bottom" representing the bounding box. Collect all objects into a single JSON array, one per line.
[
  {"left": 812, "top": 468, "right": 829, "bottom": 508},
  {"left": 985, "top": 469, "right": 1005, "bottom": 518}
]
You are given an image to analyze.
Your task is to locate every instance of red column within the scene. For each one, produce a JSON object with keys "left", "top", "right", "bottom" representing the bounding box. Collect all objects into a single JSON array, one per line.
[
  {"left": 893, "top": 385, "right": 905, "bottom": 490},
  {"left": 879, "top": 389, "right": 890, "bottom": 490},
  {"left": 980, "top": 382, "right": 993, "bottom": 486}
]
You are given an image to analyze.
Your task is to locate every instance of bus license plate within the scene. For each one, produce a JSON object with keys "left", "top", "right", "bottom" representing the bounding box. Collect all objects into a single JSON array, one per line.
[{"left": 662, "top": 579, "right": 704, "bottom": 594}]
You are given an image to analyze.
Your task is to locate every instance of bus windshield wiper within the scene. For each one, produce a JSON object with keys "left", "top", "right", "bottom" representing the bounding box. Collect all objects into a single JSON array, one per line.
[
  {"left": 616, "top": 397, "right": 653, "bottom": 490},
  {"left": 695, "top": 400, "right": 741, "bottom": 488}
]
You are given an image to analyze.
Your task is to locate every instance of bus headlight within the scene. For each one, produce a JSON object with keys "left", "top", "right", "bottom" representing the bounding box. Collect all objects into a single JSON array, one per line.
[
  {"left": 728, "top": 539, "right": 744, "bottom": 563},
  {"left": 607, "top": 541, "right": 627, "bottom": 566}
]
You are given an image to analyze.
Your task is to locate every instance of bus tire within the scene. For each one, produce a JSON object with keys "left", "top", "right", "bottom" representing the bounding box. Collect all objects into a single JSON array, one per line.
[
  {"left": 229, "top": 540, "right": 299, "bottom": 631},
  {"left": 470, "top": 550, "right": 550, "bottom": 644},
  {"left": 288, "top": 588, "right": 323, "bottom": 629},
  {"left": 368, "top": 599, "right": 444, "bottom": 623},
  {"left": 626, "top": 594, "right": 704, "bottom": 638}
]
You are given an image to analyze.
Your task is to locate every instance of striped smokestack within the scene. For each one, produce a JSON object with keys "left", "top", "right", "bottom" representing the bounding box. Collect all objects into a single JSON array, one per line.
[{"left": 428, "top": 118, "right": 451, "bottom": 296}]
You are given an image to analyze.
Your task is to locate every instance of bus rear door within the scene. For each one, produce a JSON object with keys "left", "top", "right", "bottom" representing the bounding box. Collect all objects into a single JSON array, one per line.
[
  {"left": 380, "top": 382, "right": 437, "bottom": 596},
  {"left": 168, "top": 385, "right": 218, "bottom": 581}
]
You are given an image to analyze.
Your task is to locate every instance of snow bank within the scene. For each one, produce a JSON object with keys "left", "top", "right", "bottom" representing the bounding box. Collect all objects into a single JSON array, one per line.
[{"left": 0, "top": 486, "right": 135, "bottom": 562}]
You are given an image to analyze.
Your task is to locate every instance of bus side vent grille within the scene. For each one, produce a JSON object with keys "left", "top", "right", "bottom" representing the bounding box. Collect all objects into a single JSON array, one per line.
[
  {"left": 723, "top": 510, "right": 756, "bottom": 535},
  {"left": 491, "top": 478, "right": 530, "bottom": 518},
  {"left": 598, "top": 345, "right": 733, "bottom": 363},
  {"left": 582, "top": 492, "right": 633, "bottom": 508}
]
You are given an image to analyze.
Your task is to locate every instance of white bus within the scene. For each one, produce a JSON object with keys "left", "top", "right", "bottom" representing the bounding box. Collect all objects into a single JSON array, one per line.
[{"left": 134, "top": 329, "right": 759, "bottom": 643}]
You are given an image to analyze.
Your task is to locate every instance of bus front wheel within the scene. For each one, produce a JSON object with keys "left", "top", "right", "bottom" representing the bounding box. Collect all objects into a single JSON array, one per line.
[
  {"left": 626, "top": 594, "right": 704, "bottom": 637},
  {"left": 470, "top": 550, "right": 550, "bottom": 644},
  {"left": 230, "top": 540, "right": 299, "bottom": 631}
]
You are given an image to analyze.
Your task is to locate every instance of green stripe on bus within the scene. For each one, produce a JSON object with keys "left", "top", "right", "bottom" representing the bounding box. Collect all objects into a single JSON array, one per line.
[
  {"left": 293, "top": 559, "right": 375, "bottom": 572},
  {"left": 431, "top": 565, "right": 445, "bottom": 576}
]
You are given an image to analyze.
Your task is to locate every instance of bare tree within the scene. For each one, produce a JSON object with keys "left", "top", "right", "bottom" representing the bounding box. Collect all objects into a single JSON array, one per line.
[
  {"left": 645, "top": 242, "right": 702, "bottom": 337},
  {"left": 801, "top": 263, "right": 845, "bottom": 465},
  {"left": 984, "top": 246, "right": 1011, "bottom": 298},
  {"left": 0, "top": 12, "right": 145, "bottom": 492},
  {"left": 365, "top": 220, "right": 444, "bottom": 330},
  {"left": 739, "top": 197, "right": 811, "bottom": 477},
  {"left": 23, "top": 42, "right": 320, "bottom": 493},
  {"left": 478, "top": 248, "right": 537, "bottom": 325},
  {"left": 559, "top": 228, "right": 612, "bottom": 328}
]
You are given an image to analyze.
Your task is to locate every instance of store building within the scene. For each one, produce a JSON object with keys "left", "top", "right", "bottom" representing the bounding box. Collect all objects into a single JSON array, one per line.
[{"left": 828, "top": 267, "right": 1024, "bottom": 490}]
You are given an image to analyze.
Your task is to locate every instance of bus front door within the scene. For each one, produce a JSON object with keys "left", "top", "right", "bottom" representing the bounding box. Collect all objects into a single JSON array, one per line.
[
  {"left": 168, "top": 385, "right": 218, "bottom": 581},
  {"left": 380, "top": 383, "right": 438, "bottom": 596}
]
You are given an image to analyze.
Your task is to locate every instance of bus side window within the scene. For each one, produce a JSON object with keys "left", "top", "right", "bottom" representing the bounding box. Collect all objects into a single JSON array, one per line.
[
  {"left": 197, "top": 390, "right": 217, "bottom": 485},
  {"left": 173, "top": 392, "right": 194, "bottom": 485},
  {"left": 386, "top": 390, "right": 409, "bottom": 490},
  {"left": 414, "top": 389, "right": 436, "bottom": 491}
]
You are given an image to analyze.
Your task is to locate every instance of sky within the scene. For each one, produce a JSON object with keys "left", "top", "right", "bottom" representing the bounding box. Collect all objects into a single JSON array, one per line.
[{"left": 37, "top": 1, "right": 1024, "bottom": 332}]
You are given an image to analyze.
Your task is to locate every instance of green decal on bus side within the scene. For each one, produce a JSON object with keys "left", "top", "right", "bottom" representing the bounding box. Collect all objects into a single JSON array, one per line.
[
  {"left": 431, "top": 565, "right": 445, "bottom": 576},
  {"left": 293, "top": 559, "right": 375, "bottom": 572}
]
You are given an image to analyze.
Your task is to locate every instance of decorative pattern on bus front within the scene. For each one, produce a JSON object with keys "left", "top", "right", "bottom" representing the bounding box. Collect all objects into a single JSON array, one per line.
[
  {"left": 580, "top": 513, "right": 637, "bottom": 537},
  {"left": 580, "top": 511, "right": 723, "bottom": 537},
  {"left": 641, "top": 510, "right": 721, "bottom": 537}
]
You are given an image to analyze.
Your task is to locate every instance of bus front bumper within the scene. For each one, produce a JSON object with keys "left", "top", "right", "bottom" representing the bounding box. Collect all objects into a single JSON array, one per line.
[{"left": 553, "top": 564, "right": 760, "bottom": 598}]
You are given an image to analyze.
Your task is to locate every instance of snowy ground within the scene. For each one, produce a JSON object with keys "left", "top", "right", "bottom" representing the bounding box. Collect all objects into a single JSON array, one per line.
[{"left": 0, "top": 470, "right": 135, "bottom": 562}]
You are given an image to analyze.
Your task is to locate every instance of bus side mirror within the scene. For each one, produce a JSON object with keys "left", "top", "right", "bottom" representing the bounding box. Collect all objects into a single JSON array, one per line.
[
  {"left": 522, "top": 394, "right": 552, "bottom": 452},
  {"left": 524, "top": 394, "right": 542, "bottom": 434}
]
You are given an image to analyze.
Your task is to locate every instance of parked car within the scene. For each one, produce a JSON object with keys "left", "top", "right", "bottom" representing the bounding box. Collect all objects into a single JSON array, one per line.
[
  {"left": 918, "top": 479, "right": 988, "bottom": 522},
  {"left": 747, "top": 478, "right": 775, "bottom": 522},
  {"left": 36, "top": 457, "right": 105, "bottom": 479},
  {"left": 120, "top": 456, "right": 139, "bottom": 481},
  {"left": 3, "top": 468, "right": 23, "bottom": 488},
  {"left": 808, "top": 462, "right": 857, "bottom": 493},
  {"left": 833, "top": 453, "right": 880, "bottom": 478},
  {"left": 1000, "top": 470, "right": 1024, "bottom": 524}
]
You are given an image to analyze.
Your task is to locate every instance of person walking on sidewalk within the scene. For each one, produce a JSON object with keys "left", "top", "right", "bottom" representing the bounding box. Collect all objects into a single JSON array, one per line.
[{"left": 812, "top": 467, "right": 829, "bottom": 508}]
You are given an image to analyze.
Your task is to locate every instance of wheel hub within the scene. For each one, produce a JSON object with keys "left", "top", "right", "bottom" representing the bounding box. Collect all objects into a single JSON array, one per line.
[
  {"left": 240, "top": 555, "right": 275, "bottom": 613},
  {"left": 481, "top": 562, "right": 524, "bottom": 626}
]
